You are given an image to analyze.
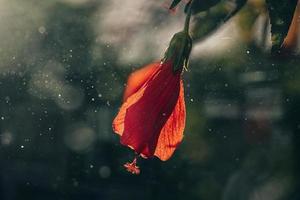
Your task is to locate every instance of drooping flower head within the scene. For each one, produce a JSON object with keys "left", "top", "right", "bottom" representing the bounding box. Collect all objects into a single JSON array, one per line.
[
  {"left": 113, "top": 60, "right": 185, "bottom": 159},
  {"left": 112, "top": 30, "right": 192, "bottom": 174}
]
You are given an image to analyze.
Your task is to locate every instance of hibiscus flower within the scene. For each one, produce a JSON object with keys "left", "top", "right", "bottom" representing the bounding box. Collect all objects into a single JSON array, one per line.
[{"left": 112, "top": 30, "right": 192, "bottom": 174}]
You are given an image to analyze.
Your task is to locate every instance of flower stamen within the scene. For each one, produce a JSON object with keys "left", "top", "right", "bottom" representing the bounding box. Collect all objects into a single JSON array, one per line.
[{"left": 124, "top": 156, "right": 140, "bottom": 175}]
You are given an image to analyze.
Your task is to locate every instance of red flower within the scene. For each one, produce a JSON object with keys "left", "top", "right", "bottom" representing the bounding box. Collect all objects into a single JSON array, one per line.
[
  {"left": 113, "top": 31, "right": 192, "bottom": 174},
  {"left": 113, "top": 60, "right": 185, "bottom": 159}
]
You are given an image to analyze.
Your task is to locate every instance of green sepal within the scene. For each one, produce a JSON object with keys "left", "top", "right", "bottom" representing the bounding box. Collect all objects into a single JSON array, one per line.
[{"left": 163, "top": 31, "right": 193, "bottom": 73}]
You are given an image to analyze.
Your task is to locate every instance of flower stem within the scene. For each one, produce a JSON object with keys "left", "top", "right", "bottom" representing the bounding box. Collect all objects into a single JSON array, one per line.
[{"left": 184, "top": 0, "right": 193, "bottom": 34}]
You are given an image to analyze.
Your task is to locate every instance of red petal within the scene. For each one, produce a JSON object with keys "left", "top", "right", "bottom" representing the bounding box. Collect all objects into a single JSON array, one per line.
[
  {"left": 123, "top": 62, "right": 160, "bottom": 101},
  {"left": 154, "top": 80, "right": 185, "bottom": 161},
  {"left": 282, "top": 3, "right": 300, "bottom": 52},
  {"left": 112, "top": 61, "right": 182, "bottom": 158},
  {"left": 112, "top": 62, "right": 160, "bottom": 136}
]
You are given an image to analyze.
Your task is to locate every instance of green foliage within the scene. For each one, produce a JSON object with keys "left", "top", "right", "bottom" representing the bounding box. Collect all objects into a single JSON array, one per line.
[
  {"left": 169, "top": 0, "right": 182, "bottom": 9},
  {"left": 266, "top": 0, "right": 298, "bottom": 54},
  {"left": 223, "top": 0, "right": 248, "bottom": 21},
  {"left": 191, "top": 2, "right": 230, "bottom": 41},
  {"left": 188, "top": 0, "right": 221, "bottom": 14},
  {"left": 190, "top": 0, "right": 247, "bottom": 41},
  {"left": 184, "top": 0, "right": 247, "bottom": 17}
]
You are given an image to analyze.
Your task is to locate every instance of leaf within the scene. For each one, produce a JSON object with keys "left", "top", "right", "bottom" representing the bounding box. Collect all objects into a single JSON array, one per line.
[
  {"left": 184, "top": 0, "right": 192, "bottom": 13},
  {"left": 169, "top": 0, "right": 182, "bottom": 10},
  {"left": 191, "top": 0, "right": 247, "bottom": 41},
  {"left": 185, "top": 0, "right": 221, "bottom": 14},
  {"left": 266, "top": 0, "right": 298, "bottom": 54},
  {"left": 224, "top": 0, "right": 248, "bottom": 21}
]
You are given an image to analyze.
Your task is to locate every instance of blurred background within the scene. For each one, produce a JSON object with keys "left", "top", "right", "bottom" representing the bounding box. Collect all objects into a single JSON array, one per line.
[{"left": 0, "top": 0, "right": 299, "bottom": 199}]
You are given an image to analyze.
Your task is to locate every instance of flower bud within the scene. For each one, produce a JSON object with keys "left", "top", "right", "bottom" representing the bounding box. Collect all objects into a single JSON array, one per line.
[{"left": 163, "top": 31, "right": 193, "bottom": 73}]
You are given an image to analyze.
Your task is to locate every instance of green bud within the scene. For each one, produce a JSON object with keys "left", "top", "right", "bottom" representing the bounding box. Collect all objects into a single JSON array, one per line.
[{"left": 163, "top": 31, "right": 193, "bottom": 73}]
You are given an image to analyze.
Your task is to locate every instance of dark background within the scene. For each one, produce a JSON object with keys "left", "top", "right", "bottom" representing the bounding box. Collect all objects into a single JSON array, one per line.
[{"left": 0, "top": 0, "right": 299, "bottom": 199}]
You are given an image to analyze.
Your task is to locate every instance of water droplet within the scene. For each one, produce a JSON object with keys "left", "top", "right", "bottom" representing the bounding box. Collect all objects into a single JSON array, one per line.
[{"left": 38, "top": 26, "right": 46, "bottom": 34}]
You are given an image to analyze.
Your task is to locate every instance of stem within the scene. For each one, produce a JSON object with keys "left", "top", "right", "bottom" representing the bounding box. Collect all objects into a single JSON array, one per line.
[{"left": 184, "top": 0, "right": 193, "bottom": 33}]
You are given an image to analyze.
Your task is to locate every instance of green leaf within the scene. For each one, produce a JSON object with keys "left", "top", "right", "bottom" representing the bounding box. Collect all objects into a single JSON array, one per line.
[
  {"left": 185, "top": 0, "right": 221, "bottom": 14},
  {"left": 224, "top": 0, "right": 248, "bottom": 21},
  {"left": 266, "top": 0, "right": 298, "bottom": 54},
  {"left": 184, "top": 0, "right": 192, "bottom": 13},
  {"left": 191, "top": 0, "right": 247, "bottom": 42},
  {"left": 169, "top": 0, "right": 182, "bottom": 10}
]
